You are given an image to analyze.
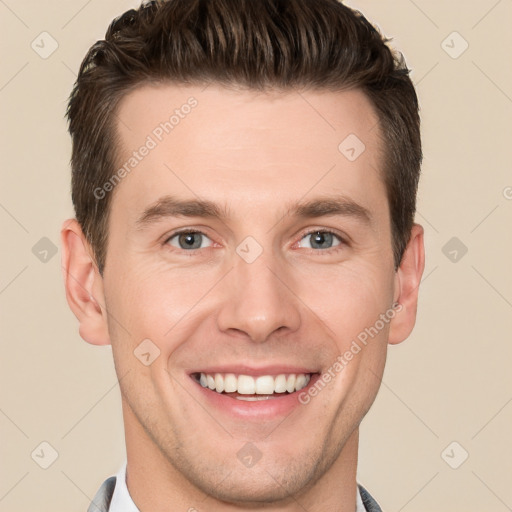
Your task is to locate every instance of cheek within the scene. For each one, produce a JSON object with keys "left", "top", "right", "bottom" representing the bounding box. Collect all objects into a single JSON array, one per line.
[
  {"left": 107, "top": 264, "right": 193, "bottom": 328},
  {"left": 104, "top": 265, "right": 220, "bottom": 366},
  {"left": 297, "top": 261, "right": 394, "bottom": 344}
]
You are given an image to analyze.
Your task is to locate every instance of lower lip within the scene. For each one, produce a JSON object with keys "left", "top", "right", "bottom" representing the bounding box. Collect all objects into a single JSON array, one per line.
[{"left": 190, "top": 374, "right": 320, "bottom": 420}]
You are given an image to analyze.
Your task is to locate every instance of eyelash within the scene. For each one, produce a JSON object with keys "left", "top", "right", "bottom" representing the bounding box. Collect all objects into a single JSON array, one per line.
[{"left": 163, "top": 228, "right": 348, "bottom": 255}]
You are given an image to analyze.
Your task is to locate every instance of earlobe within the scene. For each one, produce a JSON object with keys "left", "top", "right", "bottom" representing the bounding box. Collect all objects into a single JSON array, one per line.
[
  {"left": 61, "top": 219, "right": 111, "bottom": 346},
  {"left": 388, "top": 223, "right": 425, "bottom": 345}
]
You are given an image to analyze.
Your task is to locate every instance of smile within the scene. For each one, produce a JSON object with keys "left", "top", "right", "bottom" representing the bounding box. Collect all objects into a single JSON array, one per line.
[{"left": 192, "top": 372, "right": 313, "bottom": 401}]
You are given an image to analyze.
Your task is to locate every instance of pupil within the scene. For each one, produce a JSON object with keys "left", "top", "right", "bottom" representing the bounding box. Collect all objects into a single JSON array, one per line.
[
  {"left": 179, "top": 233, "right": 201, "bottom": 249},
  {"left": 312, "top": 231, "right": 332, "bottom": 249}
]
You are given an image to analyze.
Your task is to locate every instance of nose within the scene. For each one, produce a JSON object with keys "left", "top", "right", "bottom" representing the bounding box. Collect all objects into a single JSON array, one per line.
[{"left": 216, "top": 252, "right": 301, "bottom": 343}]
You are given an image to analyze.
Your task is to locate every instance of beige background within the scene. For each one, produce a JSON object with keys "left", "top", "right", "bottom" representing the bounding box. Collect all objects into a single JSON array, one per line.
[{"left": 1, "top": 0, "right": 511, "bottom": 510}]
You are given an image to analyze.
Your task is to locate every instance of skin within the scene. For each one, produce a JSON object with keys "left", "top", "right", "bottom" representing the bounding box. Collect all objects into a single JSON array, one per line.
[{"left": 61, "top": 84, "right": 424, "bottom": 511}]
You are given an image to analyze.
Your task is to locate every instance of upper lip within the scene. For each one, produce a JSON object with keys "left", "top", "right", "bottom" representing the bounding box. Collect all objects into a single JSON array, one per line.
[{"left": 189, "top": 364, "right": 319, "bottom": 376}]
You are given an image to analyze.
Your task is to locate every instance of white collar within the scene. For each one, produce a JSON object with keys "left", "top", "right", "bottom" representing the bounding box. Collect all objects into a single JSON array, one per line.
[
  {"left": 356, "top": 483, "right": 366, "bottom": 512},
  {"left": 109, "top": 463, "right": 140, "bottom": 512},
  {"left": 110, "top": 462, "right": 366, "bottom": 512}
]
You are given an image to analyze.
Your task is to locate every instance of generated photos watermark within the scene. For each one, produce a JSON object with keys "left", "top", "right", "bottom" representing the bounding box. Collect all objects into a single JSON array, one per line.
[
  {"left": 298, "top": 302, "right": 403, "bottom": 405},
  {"left": 93, "top": 96, "right": 198, "bottom": 200}
]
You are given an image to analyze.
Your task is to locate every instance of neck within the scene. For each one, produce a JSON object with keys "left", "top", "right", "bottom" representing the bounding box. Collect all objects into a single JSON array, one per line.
[{"left": 123, "top": 398, "right": 359, "bottom": 512}]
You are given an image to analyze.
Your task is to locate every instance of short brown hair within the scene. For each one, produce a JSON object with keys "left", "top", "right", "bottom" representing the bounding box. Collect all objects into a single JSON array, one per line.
[{"left": 67, "top": 0, "right": 421, "bottom": 273}]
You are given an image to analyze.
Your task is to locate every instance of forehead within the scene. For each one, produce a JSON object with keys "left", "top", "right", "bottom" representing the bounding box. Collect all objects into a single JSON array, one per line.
[{"left": 112, "top": 83, "right": 386, "bottom": 223}]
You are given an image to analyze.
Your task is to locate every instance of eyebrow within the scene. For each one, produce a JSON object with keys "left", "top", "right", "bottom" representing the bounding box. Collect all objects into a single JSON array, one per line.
[
  {"left": 292, "top": 197, "right": 372, "bottom": 225},
  {"left": 136, "top": 196, "right": 229, "bottom": 227},
  {"left": 135, "top": 194, "right": 372, "bottom": 227}
]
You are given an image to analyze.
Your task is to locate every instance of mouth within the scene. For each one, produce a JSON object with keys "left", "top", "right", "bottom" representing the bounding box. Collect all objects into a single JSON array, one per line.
[
  {"left": 191, "top": 371, "right": 316, "bottom": 401},
  {"left": 187, "top": 365, "right": 321, "bottom": 419}
]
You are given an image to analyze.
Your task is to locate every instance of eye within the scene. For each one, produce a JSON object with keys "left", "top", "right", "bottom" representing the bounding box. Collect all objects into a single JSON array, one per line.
[
  {"left": 298, "top": 230, "right": 342, "bottom": 250},
  {"left": 166, "top": 231, "right": 213, "bottom": 250}
]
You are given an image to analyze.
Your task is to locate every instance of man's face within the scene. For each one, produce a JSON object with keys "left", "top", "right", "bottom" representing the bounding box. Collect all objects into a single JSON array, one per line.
[{"left": 102, "top": 84, "right": 399, "bottom": 502}]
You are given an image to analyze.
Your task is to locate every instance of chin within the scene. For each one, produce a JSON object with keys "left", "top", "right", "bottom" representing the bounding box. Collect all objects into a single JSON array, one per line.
[
  {"left": 165, "top": 441, "right": 327, "bottom": 506},
  {"left": 192, "top": 463, "right": 315, "bottom": 506}
]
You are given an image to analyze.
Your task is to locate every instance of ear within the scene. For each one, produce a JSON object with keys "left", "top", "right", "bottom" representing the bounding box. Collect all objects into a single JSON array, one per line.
[
  {"left": 60, "top": 219, "right": 110, "bottom": 346},
  {"left": 388, "top": 223, "right": 425, "bottom": 345}
]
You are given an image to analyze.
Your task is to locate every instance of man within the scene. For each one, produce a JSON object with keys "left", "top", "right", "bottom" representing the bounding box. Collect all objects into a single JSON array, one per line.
[{"left": 61, "top": 0, "right": 424, "bottom": 510}]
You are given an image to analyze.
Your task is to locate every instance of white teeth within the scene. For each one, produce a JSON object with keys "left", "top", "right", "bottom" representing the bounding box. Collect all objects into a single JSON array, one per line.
[
  {"left": 224, "top": 373, "right": 237, "bottom": 393},
  {"left": 255, "top": 375, "right": 275, "bottom": 394},
  {"left": 295, "top": 374, "right": 307, "bottom": 391},
  {"left": 236, "top": 395, "right": 271, "bottom": 401},
  {"left": 286, "top": 374, "right": 296, "bottom": 393},
  {"left": 274, "top": 374, "right": 288, "bottom": 393},
  {"left": 196, "top": 372, "right": 312, "bottom": 395},
  {"left": 237, "top": 375, "right": 255, "bottom": 394},
  {"left": 214, "top": 373, "right": 224, "bottom": 393}
]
